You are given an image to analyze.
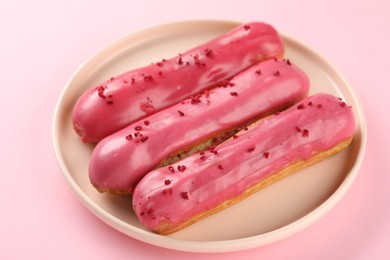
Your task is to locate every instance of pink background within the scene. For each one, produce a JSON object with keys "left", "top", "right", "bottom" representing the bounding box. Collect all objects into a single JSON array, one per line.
[{"left": 1, "top": 0, "right": 389, "bottom": 259}]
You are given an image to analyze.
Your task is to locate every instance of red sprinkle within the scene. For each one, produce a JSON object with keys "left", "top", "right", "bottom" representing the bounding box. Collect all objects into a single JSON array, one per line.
[
  {"left": 162, "top": 188, "right": 173, "bottom": 195},
  {"left": 140, "top": 136, "right": 149, "bottom": 142},
  {"left": 181, "top": 192, "right": 190, "bottom": 200},
  {"left": 286, "top": 59, "right": 292, "bottom": 65},
  {"left": 193, "top": 54, "right": 206, "bottom": 67},
  {"left": 317, "top": 104, "right": 322, "bottom": 109},
  {"left": 135, "top": 125, "right": 143, "bottom": 131},
  {"left": 302, "top": 129, "right": 309, "bottom": 138},
  {"left": 97, "top": 86, "right": 106, "bottom": 98},
  {"left": 168, "top": 166, "right": 175, "bottom": 173},
  {"left": 143, "top": 75, "right": 154, "bottom": 82},
  {"left": 106, "top": 100, "right": 114, "bottom": 105},
  {"left": 297, "top": 104, "right": 305, "bottom": 110},
  {"left": 204, "top": 48, "right": 213, "bottom": 57},
  {"left": 177, "top": 165, "right": 186, "bottom": 172},
  {"left": 177, "top": 110, "right": 185, "bottom": 116},
  {"left": 340, "top": 101, "right": 346, "bottom": 107},
  {"left": 218, "top": 164, "right": 224, "bottom": 170},
  {"left": 125, "top": 134, "right": 133, "bottom": 140},
  {"left": 208, "top": 146, "right": 218, "bottom": 154},
  {"left": 233, "top": 134, "right": 239, "bottom": 139},
  {"left": 247, "top": 146, "right": 256, "bottom": 152},
  {"left": 230, "top": 92, "right": 238, "bottom": 96},
  {"left": 200, "top": 155, "right": 206, "bottom": 160},
  {"left": 307, "top": 101, "right": 313, "bottom": 106},
  {"left": 263, "top": 152, "right": 270, "bottom": 159},
  {"left": 255, "top": 70, "right": 262, "bottom": 75},
  {"left": 218, "top": 80, "right": 235, "bottom": 88},
  {"left": 190, "top": 94, "right": 202, "bottom": 104},
  {"left": 164, "top": 179, "right": 171, "bottom": 185},
  {"left": 296, "top": 126, "right": 309, "bottom": 137},
  {"left": 144, "top": 120, "right": 150, "bottom": 126},
  {"left": 244, "top": 24, "right": 251, "bottom": 30},
  {"left": 274, "top": 70, "right": 280, "bottom": 76}
]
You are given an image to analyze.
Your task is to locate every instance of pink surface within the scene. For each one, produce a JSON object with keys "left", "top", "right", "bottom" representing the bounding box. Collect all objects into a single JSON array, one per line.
[
  {"left": 72, "top": 21, "right": 283, "bottom": 143},
  {"left": 134, "top": 93, "right": 355, "bottom": 233},
  {"left": 0, "top": 0, "right": 389, "bottom": 259},
  {"left": 90, "top": 59, "right": 308, "bottom": 194}
]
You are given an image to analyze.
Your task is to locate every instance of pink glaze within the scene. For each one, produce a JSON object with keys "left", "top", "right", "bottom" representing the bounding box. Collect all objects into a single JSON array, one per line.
[
  {"left": 89, "top": 59, "right": 309, "bottom": 194},
  {"left": 73, "top": 22, "right": 284, "bottom": 143},
  {"left": 132, "top": 93, "right": 355, "bottom": 233}
]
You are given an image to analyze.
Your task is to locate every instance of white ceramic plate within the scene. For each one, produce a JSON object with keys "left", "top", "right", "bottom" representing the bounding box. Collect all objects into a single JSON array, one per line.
[{"left": 52, "top": 20, "right": 366, "bottom": 253}]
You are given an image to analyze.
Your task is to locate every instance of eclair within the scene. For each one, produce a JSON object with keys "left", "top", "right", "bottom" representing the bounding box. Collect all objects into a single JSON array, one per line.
[
  {"left": 72, "top": 22, "right": 284, "bottom": 143},
  {"left": 89, "top": 59, "right": 309, "bottom": 194},
  {"left": 132, "top": 93, "right": 355, "bottom": 235}
]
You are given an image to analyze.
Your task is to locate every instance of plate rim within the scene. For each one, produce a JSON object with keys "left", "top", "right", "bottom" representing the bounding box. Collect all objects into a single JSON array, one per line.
[{"left": 52, "top": 19, "right": 367, "bottom": 253}]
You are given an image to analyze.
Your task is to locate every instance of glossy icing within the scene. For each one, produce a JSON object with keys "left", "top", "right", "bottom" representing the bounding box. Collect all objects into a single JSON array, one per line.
[
  {"left": 132, "top": 93, "right": 355, "bottom": 233},
  {"left": 89, "top": 59, "right": 309, "bottom": 194},
  {"left": 73, "top": 22, "right": 284, "bottom": 143}
]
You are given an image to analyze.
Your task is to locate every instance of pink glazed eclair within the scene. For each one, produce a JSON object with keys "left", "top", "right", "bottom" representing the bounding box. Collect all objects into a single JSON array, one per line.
[
  {"left": 89, "top": 59, "right": 309, "bottom": 194},
  {"left": 132, "top": 93, "right": 355, "bottom": 235},
  {"left": 73, "top": 22, "right": 284, "bottom": 143}
]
